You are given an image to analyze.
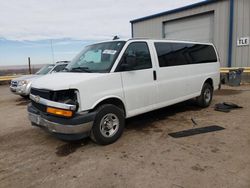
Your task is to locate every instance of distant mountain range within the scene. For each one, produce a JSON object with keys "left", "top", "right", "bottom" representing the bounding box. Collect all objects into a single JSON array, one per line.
[
  {"left": 0, "top": 64, "right": 46, "bottom": 76},
  {"left": 0, "top": 64, "right": 46, "bottom": 70}
]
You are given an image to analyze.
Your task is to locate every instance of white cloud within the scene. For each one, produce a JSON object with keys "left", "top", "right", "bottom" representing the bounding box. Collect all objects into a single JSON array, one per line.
[{"left": 0, "top": 0, "right": 203, "bottom": 41}]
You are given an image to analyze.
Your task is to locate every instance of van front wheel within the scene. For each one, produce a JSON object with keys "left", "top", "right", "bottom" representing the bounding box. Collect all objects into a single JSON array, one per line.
[
  {"left": 90, "top": 104, "right": 125, "bottom": 145},
  {"left": 197, "top": 83, "right": 213, "bottom": 108}
]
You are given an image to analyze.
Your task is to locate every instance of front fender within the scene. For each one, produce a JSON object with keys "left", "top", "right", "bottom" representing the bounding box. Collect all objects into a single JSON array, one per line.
[{"left": 91, "top": 95, "right": 126, "bottom": 110}]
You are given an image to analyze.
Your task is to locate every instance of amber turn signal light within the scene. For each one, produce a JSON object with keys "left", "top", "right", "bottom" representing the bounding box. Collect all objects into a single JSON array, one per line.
[{"left": 46, "top": 107, "right": 73, "bottom": 117}]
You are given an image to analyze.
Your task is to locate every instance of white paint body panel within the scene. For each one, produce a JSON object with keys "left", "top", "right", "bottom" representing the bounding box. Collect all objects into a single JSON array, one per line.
[
  {"left": 148, "top": 40, "right": 220, "bottom": 111},
  {"left": 120, "top": 68, "right": 157, "bottom": 117},
  {"left": 32, "top": 39, "right": 220, "bottom": 118},
  {"left": 32, "top": 72, "right": 124, "bottom": 112}
]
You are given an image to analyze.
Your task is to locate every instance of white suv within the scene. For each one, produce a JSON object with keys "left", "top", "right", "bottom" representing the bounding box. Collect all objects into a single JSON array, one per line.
[
  {"left": 28, "top": 39, "right": 220, "bottom": 145},
  {"left": 10, "top": 61, "right": 69, "bottom": 98}
]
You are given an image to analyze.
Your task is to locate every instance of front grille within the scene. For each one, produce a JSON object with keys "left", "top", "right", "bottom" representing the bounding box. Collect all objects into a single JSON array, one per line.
[
  {"left": 32, "top": 101, "right": 47, "bottom": 113},
  {"left": 31, "top": 88, "right": 51, "bottom": 100},
  {"left": 30, "top": 88, "right": 51, "bottom": 113},
  {"left": 30, "top": 88, "right": 78, "bottom": 114},
  {"left": 11, "top": 81, "right": 18, "bottom": 87}
]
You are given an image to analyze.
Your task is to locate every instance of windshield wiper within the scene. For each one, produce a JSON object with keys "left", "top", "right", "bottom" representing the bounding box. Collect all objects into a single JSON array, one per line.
[{"left": 70, "top": 67, "right": 92, "bottom": 73}]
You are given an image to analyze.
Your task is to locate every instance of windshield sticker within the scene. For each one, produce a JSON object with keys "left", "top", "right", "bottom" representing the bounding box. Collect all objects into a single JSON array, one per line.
[
  {"left": 103, "top": 49, "right": 117, "bottom": 55},
  {"left": 48, "top": 66, "right": 54, "bottom": 68}
]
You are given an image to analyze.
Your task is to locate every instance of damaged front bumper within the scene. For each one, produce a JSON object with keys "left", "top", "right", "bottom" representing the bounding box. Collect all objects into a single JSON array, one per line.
[{"left": 27, "top": 100, "right": 96, "bottom": 140}]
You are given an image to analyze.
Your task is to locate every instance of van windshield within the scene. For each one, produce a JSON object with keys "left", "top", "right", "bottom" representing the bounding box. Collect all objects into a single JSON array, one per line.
[{"left": 66, "top": 41, "right": 125, "bottom": 73}]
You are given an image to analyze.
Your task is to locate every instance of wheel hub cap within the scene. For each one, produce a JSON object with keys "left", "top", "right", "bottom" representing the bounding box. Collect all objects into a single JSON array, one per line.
[
  {"left": 100, "top": 113, "right": 119, "bottom": 137},
  {"left": 204, "top": 89, "right": 211, "bottom": 103}
]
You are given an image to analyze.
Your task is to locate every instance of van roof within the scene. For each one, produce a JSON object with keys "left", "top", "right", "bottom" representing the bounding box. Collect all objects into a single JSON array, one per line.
[
  {"left": 130, "top": 38, "right": 213, "bottom": 45},
  {"left": 98, "top": 38, "right": 214, "bottom": 46}
]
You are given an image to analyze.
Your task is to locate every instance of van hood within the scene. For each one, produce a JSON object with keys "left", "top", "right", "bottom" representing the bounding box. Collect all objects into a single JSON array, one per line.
[{"left": 31, "top": 72, "right": 105, "bottom": 90}]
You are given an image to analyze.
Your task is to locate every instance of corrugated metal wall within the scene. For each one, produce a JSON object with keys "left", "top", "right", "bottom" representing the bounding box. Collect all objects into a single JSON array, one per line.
[
  {"left": 132, "top": 0, "right": 232, "bottom": 67},
  {"left": 232, "top": 0, "right": 250, "bottom": 67},
  {"left": 163, "top": 12, "right": 214, "bottom": 42}
]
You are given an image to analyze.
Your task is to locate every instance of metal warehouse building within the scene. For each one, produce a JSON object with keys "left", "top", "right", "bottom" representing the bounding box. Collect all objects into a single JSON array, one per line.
[{"left": 130, "top": 0, "right": 250, "bottom": 68}]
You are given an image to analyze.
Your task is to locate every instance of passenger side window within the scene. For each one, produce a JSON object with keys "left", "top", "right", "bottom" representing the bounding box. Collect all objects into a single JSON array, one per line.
[
  {"left": 154, "top": 43, "right": 190, "bottom": 67},
  {"left": 154, "top": 42, "right": 217, "bottom": 67},
  {"left": 117, "top": 42, "right": 152, "bottom": 71}
]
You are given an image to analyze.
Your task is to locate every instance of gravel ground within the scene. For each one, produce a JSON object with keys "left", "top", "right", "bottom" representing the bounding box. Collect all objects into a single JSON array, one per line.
[{"left": 0, "top": 84, "right": 250, "bottom": 188}]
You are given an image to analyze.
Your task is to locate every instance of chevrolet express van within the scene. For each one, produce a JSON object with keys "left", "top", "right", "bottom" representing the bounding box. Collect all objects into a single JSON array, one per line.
[{"left": 28, "top": 39, "right": 220, "bottom": 145}]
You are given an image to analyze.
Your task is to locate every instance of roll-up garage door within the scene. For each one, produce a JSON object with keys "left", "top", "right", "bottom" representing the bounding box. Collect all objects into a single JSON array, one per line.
[{"left": 163, "top": 13, "right": 214, "bottom": 42}]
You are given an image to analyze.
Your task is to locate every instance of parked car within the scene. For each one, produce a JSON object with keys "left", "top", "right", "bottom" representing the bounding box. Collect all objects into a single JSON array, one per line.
[
  {"left": 10, "top": 61, "right": 69, "bottom": 98},
  {"left": 27, "top": 39, "right": 220, "bottom": 145}
]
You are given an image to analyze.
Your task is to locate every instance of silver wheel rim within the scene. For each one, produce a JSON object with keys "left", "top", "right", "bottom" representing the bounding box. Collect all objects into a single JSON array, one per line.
[
  {"left": 204, "top": 88, "right": 211, "bottom": 103},
  {"left": 100, "top": 113, "right": 119, "bottom": 138}
]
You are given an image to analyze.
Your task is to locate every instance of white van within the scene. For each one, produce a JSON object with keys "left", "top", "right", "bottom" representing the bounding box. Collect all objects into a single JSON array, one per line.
[{"left": 28, "top": 39, "right": 220, "bottom": 145}]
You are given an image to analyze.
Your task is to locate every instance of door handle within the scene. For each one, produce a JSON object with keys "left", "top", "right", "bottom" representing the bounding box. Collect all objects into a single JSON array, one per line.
[{"left": 153, "top": 70, "right": 157, "bottom": 81}]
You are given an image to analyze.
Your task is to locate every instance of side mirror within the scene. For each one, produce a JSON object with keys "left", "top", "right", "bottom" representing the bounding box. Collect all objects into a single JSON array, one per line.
[{"left": 120, "top": 55, "right": 136, "bottom": 71}]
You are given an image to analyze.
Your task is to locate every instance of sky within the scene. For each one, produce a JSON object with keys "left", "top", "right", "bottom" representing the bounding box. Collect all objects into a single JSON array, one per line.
[{"left": 0, "top": 0, "right": 203, "bottom": 66}]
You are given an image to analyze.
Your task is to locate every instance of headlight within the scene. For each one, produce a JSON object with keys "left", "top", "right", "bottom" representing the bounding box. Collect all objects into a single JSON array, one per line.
[{"left": 19, "top": 80, "right": 28, "bottom": 86}]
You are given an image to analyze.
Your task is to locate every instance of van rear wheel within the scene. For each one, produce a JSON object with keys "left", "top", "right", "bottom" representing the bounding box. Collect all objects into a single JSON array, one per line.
[
  {"left": 90, "top": 104, "right": 125, "bottom": 145},
  {"left": 197, "top": 83, "right": 213, "bottom": 108}
]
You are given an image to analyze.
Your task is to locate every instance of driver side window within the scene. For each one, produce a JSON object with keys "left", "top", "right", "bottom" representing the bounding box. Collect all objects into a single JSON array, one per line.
[{"left": 117, "top": 42, "right": 152, "bottom": 71}]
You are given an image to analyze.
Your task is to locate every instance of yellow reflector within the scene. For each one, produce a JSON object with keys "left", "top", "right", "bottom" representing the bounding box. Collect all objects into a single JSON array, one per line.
[{"left": 46, "top": 107, "right": 73, "bottom": 117}]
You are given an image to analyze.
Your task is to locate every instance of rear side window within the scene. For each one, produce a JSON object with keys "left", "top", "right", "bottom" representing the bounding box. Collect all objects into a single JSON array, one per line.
[{"left": 154, "top": 42, "right": 217, "bottom": 67}]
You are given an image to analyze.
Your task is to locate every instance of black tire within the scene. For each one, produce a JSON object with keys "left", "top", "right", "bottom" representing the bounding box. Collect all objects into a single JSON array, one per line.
[
  {"left": 90, "top": 104, "right": 125, "bottom": 145},
  {"left": 197, "top": 83, "right": 213, "bottom": 108}
]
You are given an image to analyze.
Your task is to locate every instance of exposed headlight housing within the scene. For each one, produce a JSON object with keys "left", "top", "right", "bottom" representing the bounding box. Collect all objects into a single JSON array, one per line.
[
  {"left": 19, "top": 80, "right": 28, "bottom": 86},
  {"left": 51, "top": 89, "right": 78, "bottom": 105}
]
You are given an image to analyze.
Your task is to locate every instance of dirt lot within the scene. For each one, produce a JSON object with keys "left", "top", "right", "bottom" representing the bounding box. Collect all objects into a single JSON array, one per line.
[{"left": 0, "top": 84, "right": 250, "bottom": 188}]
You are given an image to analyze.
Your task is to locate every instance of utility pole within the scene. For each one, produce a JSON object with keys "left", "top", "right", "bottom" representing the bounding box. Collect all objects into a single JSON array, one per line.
[
  {"left": 28, "top": 57, "right": 31, "bottom": 74},
  {"left": 50, "top": 39, "right": 55, "bottom": 64}
]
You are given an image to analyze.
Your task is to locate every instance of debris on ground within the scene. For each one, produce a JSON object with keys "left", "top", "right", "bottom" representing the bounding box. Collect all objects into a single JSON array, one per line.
[
  {"left": 191, "top": 117, "right": 198, "bottom": 127},
  {"left": 168, "top": 125, "right": 225, "bottom": 138},
  {"left": 214, "top": 102, "right": 243, "bottom": 112}
]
